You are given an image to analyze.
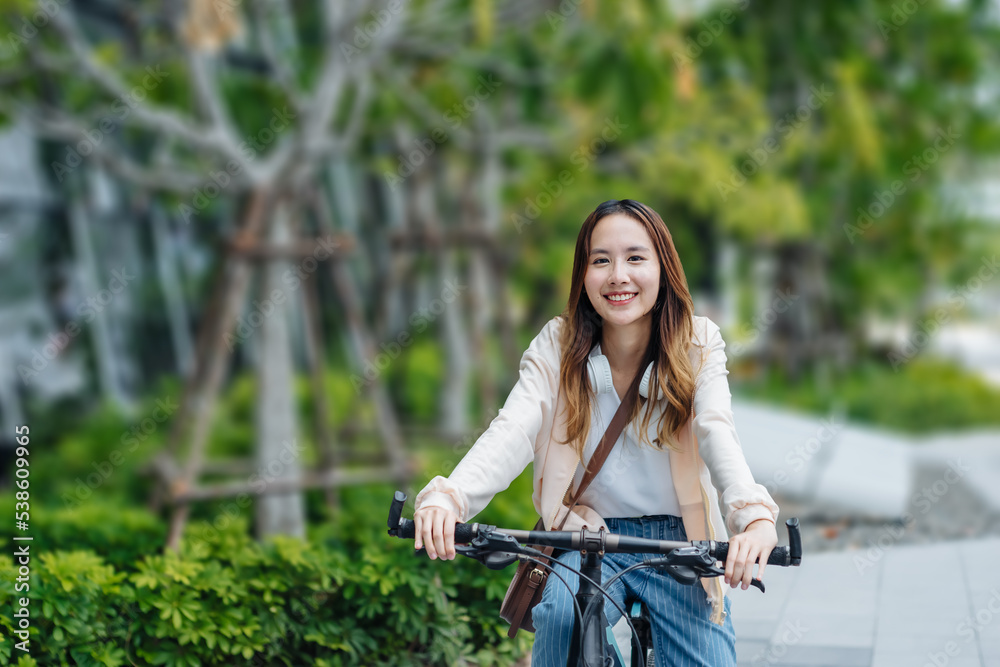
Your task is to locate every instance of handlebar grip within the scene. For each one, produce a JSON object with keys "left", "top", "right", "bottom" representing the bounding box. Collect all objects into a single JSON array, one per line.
[
  {"left": 397, "top": 518, "right": 416, "bottom": 539},
  {"left": 786, "top": 518, "right": 802, "bottom": 565},
  {"left": 714, "top": 518, "right": 802, "bottom": 567},
  {"left": 387, "top": 490, "right": 406, "bottom": 533},
  {"left": 394, "top": 518, "right": 478, "bottom": 544},
  {"left": 713, "top": 544, "right": 791, "bottom": 566},
  {"left": 454, "top": 522, "right": 476, "bottom": 543}
]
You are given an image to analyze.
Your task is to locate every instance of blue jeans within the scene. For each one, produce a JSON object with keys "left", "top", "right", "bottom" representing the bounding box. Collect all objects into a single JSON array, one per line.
[{"left": 530, "top": 515, "right": 736, "bottom": 667}]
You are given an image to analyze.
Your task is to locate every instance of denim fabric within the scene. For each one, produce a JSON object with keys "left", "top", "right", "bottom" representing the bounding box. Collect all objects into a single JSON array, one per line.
[{"left": 530, "top": 515, "right": 736, "bottom": 667}]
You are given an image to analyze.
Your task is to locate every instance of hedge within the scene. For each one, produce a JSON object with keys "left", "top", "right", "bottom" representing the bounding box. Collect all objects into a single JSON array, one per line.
[{"left": 0, "top": 501, "right": 532, "bottom": 666}]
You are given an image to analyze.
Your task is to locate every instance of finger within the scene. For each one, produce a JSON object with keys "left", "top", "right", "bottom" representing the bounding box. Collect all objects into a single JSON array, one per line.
[
  {"left": 742, "top": 548, "right": 760, "bottom": 589},
  {"left": 757, "top": 549, "right": 770, "bottom": 583},
  {"left": 423, "top": 511, "right": 439, "bottom": 559},
  {"left": 724, "top": 539, "right": 737, "bottom": 584},
  {"left": 727, "top": 540, "right": 743, "bottom": 587},
  {"left": 733, "top": 541, "right": 751, "bottom": 588},
  {"left": 413, "top": 513, "right": 422, "bottom": 551},
  {"left": 443, "top": 515, "right": 456, "bottom": 560},
  {"left": 432, "top": 512, "right": 448, "bottom": 561}
]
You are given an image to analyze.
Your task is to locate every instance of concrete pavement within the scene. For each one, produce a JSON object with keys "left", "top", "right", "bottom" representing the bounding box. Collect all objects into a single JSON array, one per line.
[
  {"left": 730, "top": 537, "right": 1000, "bottom": 667},
  {"left": 729, "top": 400, "right": 1000, "bottom": 666}
]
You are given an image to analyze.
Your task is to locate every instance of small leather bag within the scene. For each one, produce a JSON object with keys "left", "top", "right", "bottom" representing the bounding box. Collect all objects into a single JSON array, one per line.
[{"left": 499, "top": 367, "right": 645, "bottom": 638}]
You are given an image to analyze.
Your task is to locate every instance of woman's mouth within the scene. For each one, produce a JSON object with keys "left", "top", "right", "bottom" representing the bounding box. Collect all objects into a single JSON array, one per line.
[{"left": 604, "top": 293, "right": 636, "bottom": 305}]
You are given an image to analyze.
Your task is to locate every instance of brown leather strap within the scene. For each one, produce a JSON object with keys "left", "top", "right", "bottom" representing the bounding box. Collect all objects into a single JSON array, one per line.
[
  {"left": 558, "top": 365, "right": 646, "bottom": 529},
  {"left": 510, "top": 561, "right": 545, "bottom": 634}
]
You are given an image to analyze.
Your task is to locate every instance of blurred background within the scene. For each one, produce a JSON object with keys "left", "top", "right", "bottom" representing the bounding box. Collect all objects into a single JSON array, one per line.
[{"left": 1, "top": 0, "right": 999, "bottom": 665}]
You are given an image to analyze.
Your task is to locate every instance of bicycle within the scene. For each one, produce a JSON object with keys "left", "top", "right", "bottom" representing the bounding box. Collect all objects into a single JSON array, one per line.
[{"left": 387, "top": 491, "right": 803, "bottom": 667}]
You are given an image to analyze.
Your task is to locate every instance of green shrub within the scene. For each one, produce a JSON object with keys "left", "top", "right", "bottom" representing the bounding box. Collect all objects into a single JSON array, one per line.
[
  {"left": 0, "top": 501, "right": 167, "bottom": 568},
  {"left": 0, "top": 499, "right": 533, "bottom": 666}
]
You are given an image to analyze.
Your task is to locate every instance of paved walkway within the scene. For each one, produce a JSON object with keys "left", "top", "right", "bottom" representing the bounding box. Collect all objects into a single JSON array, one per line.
[
  {"left": 729, "top": 537, "right": 1000, "bottom": 667},
  {"left": 729, "top": 400, "right": 1000, "bottom": 666}
]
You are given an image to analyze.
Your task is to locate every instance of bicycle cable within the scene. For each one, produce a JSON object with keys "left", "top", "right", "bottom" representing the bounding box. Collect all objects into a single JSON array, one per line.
[
  {"left": 578, "top": 552, "right": 732, "bottom": 659},
  {"left": 515, "top": 554, "right": 584, "bottom": 640},
  {"left": 599, "top": 561, "right": 653, "bottom": 594},
  {"left": 520, "top": 553, "right": 643, "bottom": 662},
  {"left": 576, "top": 559, "right": 659, "bottom": 661}
]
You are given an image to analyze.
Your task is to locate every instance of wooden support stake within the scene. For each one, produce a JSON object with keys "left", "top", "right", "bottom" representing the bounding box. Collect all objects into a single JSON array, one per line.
[{"left": 165, "top": 188, "right": 272, "bottom": 550}]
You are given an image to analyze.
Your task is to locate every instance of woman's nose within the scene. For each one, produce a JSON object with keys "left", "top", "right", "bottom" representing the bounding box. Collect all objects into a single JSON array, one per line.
[{"left": 609, "top": 261, "right": 629, "bottom": 284}]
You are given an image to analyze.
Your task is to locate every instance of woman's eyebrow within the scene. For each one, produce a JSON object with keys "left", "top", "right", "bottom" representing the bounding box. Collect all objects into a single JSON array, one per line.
[{"left": 589, "top": 246, "right": 651, "bottom": 256}]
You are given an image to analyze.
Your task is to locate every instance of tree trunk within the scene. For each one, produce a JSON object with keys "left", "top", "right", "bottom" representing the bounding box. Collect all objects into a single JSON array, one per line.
[
  {"left": 254, "top": 199, "right": 306, "bottom": 540},
  {"left": 68, "top": 194, "right": 129, "bottom": 410},
  {"left": 152, "top": 203, "right": 195, "bottom": 375},
  {"left": 439, "top": 252, "right": 471, "bottom": 438}
]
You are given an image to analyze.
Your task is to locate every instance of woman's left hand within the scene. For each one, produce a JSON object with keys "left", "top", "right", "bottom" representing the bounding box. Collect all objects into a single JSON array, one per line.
[{"left": 724, "top": 518, "right": 778, "bottom": 590}]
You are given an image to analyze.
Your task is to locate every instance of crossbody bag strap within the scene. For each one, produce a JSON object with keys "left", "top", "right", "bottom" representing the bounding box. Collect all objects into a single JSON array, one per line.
[{"left": 557, "top": 366, "right": 645, "bottom": 530}]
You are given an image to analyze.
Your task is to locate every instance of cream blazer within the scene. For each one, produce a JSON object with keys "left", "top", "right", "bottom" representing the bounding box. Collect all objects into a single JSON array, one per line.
[{"left": 415, "top": 314, "right": 780, "bottom": 625}]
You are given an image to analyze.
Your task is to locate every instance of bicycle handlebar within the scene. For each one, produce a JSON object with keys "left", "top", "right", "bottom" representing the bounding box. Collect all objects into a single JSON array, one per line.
[{"left": 387, "top": 490, "right": 803, "bottom": 568}]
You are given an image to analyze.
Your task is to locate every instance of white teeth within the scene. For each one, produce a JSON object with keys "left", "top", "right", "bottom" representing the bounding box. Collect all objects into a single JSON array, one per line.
[{"left": 607, "top": 294, "right": 635, "bottom": 302}]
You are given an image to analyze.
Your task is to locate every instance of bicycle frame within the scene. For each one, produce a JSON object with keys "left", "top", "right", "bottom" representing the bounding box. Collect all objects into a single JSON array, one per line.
[{"left": 571, "top": 545, "right": 617, "bottom": 667}]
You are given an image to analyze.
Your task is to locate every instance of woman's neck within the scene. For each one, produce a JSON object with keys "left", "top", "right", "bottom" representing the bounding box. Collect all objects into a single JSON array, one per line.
[{"left": 600, "top": 319, "right": 652, "bottom": 373}]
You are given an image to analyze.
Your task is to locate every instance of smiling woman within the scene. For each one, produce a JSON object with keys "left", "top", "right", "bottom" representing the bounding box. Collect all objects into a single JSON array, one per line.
[{"left": 413, "top": 199, "right": 779, "bottom": 667}]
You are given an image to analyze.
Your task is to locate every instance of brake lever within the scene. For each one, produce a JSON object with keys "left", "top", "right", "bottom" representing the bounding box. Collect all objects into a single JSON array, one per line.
[
  {"left": 645, "top": 546, "right": 766, "bottom": 592},
  {"left": 452, "top": 527, "right": 524, "bottom": 570}
]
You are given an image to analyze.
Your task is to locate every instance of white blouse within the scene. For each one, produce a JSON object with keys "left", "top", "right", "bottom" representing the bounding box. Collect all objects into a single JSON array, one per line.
[{"left": 572, "top": 342, "right": 683, "bottom": 519}]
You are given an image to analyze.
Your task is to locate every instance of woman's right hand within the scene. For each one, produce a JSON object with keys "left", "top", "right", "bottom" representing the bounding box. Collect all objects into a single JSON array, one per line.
[{"left": 413, "top": 505, "right": 459, "bottom": 560}]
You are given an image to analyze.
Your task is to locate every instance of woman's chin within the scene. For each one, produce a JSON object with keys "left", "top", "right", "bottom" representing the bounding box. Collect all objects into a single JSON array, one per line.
[{"left": 601, "top": 311, "right": 646, "bottom": 328}]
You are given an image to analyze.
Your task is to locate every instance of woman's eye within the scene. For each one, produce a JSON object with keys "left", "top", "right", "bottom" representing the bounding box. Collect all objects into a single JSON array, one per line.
[
  {"left": 629, "top": 256, "right": 644, "bottom": 262},
  {"left": 593, "top": 258, "right": 608, "bottom": 265}
]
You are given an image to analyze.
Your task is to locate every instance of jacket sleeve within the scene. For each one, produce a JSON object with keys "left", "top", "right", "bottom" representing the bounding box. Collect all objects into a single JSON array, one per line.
[
  {"left": 414, "top": 317, "right": 563, "bottom": 522},
  {"left": 692, "top": 318, "right": 780, "bottom": 535}
]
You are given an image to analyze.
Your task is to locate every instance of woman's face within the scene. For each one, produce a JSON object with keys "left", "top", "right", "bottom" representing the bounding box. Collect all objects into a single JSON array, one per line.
[{"left": 583, "top": 213, "right": 661, "bottom": 330}]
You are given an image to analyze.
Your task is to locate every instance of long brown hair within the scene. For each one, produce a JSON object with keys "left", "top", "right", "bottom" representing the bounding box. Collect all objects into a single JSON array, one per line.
[{"left": 556, "top": 199, "right": 697, "bottom": 457}]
